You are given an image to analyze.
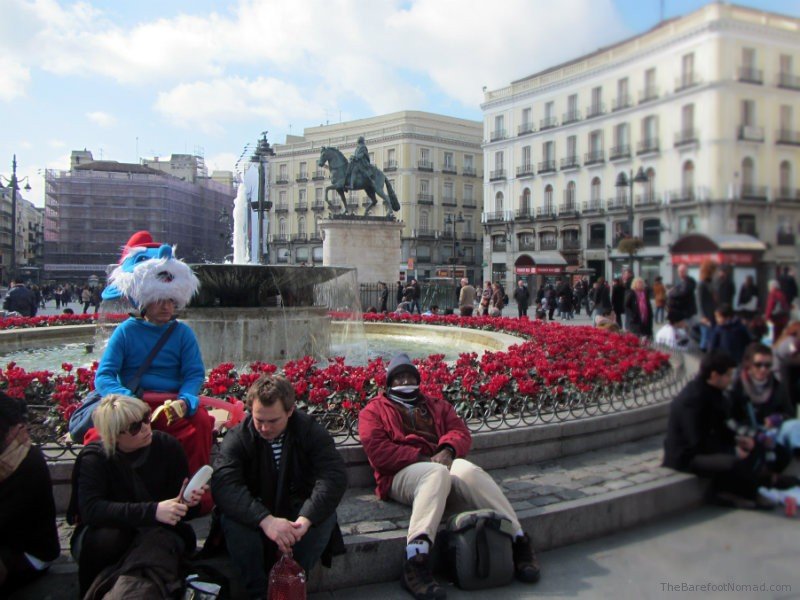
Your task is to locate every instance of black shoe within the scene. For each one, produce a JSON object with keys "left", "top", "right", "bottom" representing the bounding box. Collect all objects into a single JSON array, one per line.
[
  {"left": 512, "top": 533, "right": 541, "bottom": 583},
  {"left": 402, "top": 553, "right": 446, "bottom": 600}
]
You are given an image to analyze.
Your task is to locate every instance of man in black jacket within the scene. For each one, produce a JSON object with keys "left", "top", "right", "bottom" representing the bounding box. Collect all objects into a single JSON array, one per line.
[
  {"left": 513, "top": 280, "right": 530, "bottom": 318},
  {"left": 663, "top": 351, "right": 788, "bottom": 506},
  {"left": 3, "top": 280, "right": 37, "bottom": 317},
  {"left": 211, "top": 374, "right": 346, "bottom": 598}
]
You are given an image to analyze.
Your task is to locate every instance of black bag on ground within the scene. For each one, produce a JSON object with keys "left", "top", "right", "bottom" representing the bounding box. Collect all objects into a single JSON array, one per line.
[{"left": 443, "top": 509, "right": 515, "bottom": 590}]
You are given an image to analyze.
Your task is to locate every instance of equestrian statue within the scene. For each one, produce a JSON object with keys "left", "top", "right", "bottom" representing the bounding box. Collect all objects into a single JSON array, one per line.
[{"left": 317, "top": 137, "right": 400, "bottom": 216}]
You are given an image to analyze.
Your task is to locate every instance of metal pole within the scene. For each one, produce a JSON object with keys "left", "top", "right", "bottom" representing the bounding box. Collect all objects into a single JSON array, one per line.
[
  {"left": 257, "top": 156, "right": 265, "bottom": 264},
  {"left": 452, "top": 220, "right": 457, "bottom": 307},
  {"left": 10, "top": 155, "right": 18, "bottom": 282}
]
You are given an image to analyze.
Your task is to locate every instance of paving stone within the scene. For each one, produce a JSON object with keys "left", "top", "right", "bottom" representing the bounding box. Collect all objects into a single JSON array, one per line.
[
  {"left": 350, "top": 520, "right": 397, "bottom": 534},
  {"left": 579, "top": 485, "right": 611, "bottom": 496},
  {"left": 530, "top": 494, "right": 560, "bottom": 507},
  {"left": 511, "top": 500, "right": 535, "bottom": 511},
  {"left": 506, "top": 480, "right": 539, "bottom": 491},
  {"left": 572, "top": 475, "right": 607, "bottom": 487},
  {"left": 628, "top": 471, "right": 661, "bottom": 484},
  {"left": 605, "top": 479, "right": 635, "bottom": 490},
  {"left": 603, "top": 470, "right": 627, "bottom": 480},
  {"left": 553, "top": 488, "right": 587, "bottom": 501}
]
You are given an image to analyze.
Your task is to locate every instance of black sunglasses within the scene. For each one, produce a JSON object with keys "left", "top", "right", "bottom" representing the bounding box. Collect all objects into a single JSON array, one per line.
[
  {"left": 122, "top": 411, "right": 152, "bottom": 436},
  {"left": 751, "top": 362, "right": 773, "bottom": 369}
]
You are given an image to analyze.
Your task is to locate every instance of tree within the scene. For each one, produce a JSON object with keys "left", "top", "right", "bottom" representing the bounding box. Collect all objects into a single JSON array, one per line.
[{"left": 617, "top": 236, "right": 644, "bottom": 275}]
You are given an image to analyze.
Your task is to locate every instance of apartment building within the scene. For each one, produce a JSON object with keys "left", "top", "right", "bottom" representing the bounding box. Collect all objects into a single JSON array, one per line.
[
  {"left": 0, "top": 185, "right": 43, "bottom": 282},
  {"left": 265, "top": 111, "right": 484, "bottom": 283},
  {"left": 481, "top": 3, "right": 800, "bottom": 290},
  {"left": 44, "top": 150, "right": 235, "bottom": 283}
]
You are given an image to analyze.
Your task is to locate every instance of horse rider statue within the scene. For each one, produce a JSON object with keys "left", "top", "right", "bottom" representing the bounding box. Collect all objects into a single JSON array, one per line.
[{"left": 346, "top": 136, "right": 370, "bottom": 191}]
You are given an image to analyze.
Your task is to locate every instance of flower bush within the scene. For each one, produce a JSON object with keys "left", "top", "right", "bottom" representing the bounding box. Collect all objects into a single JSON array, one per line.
[
  {"left": 2, "top": 313, "right": 671, "bottom": 444},
  {"left": 0, "top": 313, "right": 128, "bottom": 330}
]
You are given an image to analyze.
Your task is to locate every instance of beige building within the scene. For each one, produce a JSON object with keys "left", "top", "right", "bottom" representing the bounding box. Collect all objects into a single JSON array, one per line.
[
  {"left": 481, "top": 2, "right": 800, "bottom": 291},
  {"left": 0, "top": 184, "right": 43, "bottom": 282},
  {"left": 266, "top": 111, "right": 484, "bottom": 282}
]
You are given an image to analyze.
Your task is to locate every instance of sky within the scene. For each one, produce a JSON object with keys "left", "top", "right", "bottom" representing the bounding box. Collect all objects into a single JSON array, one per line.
[{"left": 1, "top": 0, "right": 798, "bottom": 208}]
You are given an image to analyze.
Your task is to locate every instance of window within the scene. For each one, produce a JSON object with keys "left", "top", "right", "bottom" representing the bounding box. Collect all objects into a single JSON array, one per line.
[
  {"left": 495, "top": 191, "right": 504, "bottom": 212},
  {"left": 589, "top": 130, "right": 603, "bottom": 152},
  {"left": 590, "top": 86, "right": 602, "bottom": 112},
  {"left": 443, "top": 181, "right": 454, "bottom": 201},
  {"left": 464, "top": 184, "right": 474, "bottom": 203},
  {"left": 298, "top": 217, "right": 306, "bottom": 236},
  {"left": 279, "top": 164, "right": 288, "bottom": 179},
  {"left": 299, "top": 161, "right": 307, "bottom": 177},
  {"left": 568, "top": 94, "right": 578, "bottom": 113},
  {"left": 464, "top": 154, "right": 474, "bottom": 169},
  {"left": 617, "top": 77, "right": 629, "bottom": 100},
  {"left": 420, "top": 179, "right": 430, "bottom": 194},
  {"left": 642, "top": 115, "right": 658, "bottom": 141},
  {"left": 494, "top": 115, "right": 505, "bottom": 136},
  {"left": 682, "top": 161, "right": 695, "bottom": 196},
  {"left": 613, "top": 220, "right": 631, "bottom": 245},
  {"left": 518, "top": 232, "right": 535, "bottom": 249},
  {"left": 387, "top": 148, "right": 396, "bottom": 162},
  {"left": 736, "top": 214, "right": 756, "bottom": 236},
  {"left": 315, "top": 188, "right": 323, "bottom": 203},
  {"left": 614, "top": 123, "right": 629, "bottom": 147},
  {"left": 444, "top": 152, "right": 454, "bottom": 170},
  {"left": 780, "top": 161, "right": 792, "bottom": 196},
  {"left": 567, "top": 135, "right": 577, "bottom": 158},
  {"left": 777, "top": 215, "right": 794, "bottom": 245},
  {"left": 521, "top": 145, "right": 531, "bottom": 167},
  {"left": 543, "top": 141, "right": 554, "bottom": 162},
  {"left": 780, "top": 54, "right": 793, "bottom": 74},
  {"left": 279, "top": 190, "right": 286, "bottom": 204},
  {"left": 681, "top": 53, "right": 695, "bottom": 83},
  {"left": 591, "top": 177, "right": 601, "bottom": 202},
  {"left": 645, "top": 68, "right": 657, "bottom": 92},
  {"left": 589, "top": 223, "right": 606, "bottom": 248},
  {"left": 644, "top": 168, "right": 656, "bottom": 199},
  {"left": 741, "top": 157, "right": 755, "bottom": 189},
  {"left": 540, "top": 230, "right": 556, "bottom": 249},
  {"left": 419, "top": 211, "right": 429, "bottom": 230},
  {"left": 298, "top": 188, "right": 306, "bottom": 202},
  {"left": 544, "top": 185, "right": 553, "bottom": 210},
  {"left": 741, "top": 100, "right": 755, "bottom": 126},
  {"left": 279, "top": 218, "right": 286, "bottom": 236},
  {"left": 681, "top": 104, "right": 694, "bottom": 132},
  {"left": 679, "top": 215, "right": 697, "bottom": 235},
  {"left": 642, "top": 218, "right": 661, "bottom": 246},
  {"left": 417, "top": 245, "right": 431, "bottom": 261},
  {"left": 565, "top": 181, "right": 576, "bottom": 208},
  {"left": 780, "top": 105, "right": 793, "bottom": 131},
  {"left": 742, "top": 47, "right": 756, "bottom": 68},
  {"left": 494, "top": 151, "right": 504, "bottom": 171},
  {"left": 522, "top": 107, "right": 531, "bottom": 126},
  {"left": 545, "top": 101, "right": 554, "bottom": 119},
  {"left": 522, "top": 188, "right": 531, "bottom": 213}
]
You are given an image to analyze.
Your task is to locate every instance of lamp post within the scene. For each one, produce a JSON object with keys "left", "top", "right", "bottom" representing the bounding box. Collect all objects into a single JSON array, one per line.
[
  {"left": 445, "top": 212, "right": 465, "bottom": 307},
  {"left": 1, "top": 156, "right": 32, "bottom": 282},
  {"left": 614, "top": 166, "right": 648, "bottom": 275},
  {"left": 249, "top": 133, "right": 274, "bottom": 264}
]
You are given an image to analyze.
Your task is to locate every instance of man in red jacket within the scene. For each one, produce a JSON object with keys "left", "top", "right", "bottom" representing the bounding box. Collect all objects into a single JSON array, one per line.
[{"left": 359, "top": 353, "right": 539, "bottom": 599}]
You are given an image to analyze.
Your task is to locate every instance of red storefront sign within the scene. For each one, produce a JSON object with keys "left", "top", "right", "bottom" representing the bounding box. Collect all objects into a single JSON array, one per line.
[
  {"left": 671, "top": 252, "right": 756, "bottom": 266},
  {"left": 515, "top": 266, "right": 564, "bottom": 275}
]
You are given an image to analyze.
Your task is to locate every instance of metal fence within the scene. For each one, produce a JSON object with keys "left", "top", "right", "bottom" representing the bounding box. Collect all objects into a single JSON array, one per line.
[{"left": 360, "top": 281, "right": 459, "bottom": 313}]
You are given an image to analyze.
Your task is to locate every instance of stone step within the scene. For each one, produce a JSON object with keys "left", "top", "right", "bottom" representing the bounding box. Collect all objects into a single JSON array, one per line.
[{"left": 11, "top": 436, "right": 708, "bottom": 599}]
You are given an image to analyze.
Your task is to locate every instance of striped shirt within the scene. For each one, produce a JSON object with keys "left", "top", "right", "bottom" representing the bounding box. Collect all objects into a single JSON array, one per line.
[{"left": 269, "top": 433, "right": 286, "bottom": 468}]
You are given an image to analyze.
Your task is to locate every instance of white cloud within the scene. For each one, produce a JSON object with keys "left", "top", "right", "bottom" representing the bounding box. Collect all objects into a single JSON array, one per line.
[
  {"left": 154, "top": 76, "right": 323, "bottom": 133},
  {"left": 48, "top": 139, "right": 66, "bottom": 148},
  {"left": 206, "top": 152, "right": 238, "bottom": 173},
  {"left": 87, "top": 111, "right": 117, "bottom": 127},
  {"left": 0, "top": 55, "right": 31, "bottom": 101}
]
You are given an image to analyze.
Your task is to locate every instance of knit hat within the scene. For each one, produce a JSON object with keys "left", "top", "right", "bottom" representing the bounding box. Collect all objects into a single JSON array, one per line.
[{"left": 386, "top": 353, "right": 421, "bottom": 387}]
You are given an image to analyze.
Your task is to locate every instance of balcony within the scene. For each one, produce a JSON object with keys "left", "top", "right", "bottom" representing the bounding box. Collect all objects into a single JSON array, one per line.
[
  {"left": 537, "top": 160, "right": 556, "bottom": 174},
  {"left": 562, "top": 110, "right": 581, "bottom": 125},
  {"left": 638, "top": 86, "right": 659, "bottom": 104},
  {"left": 738, "top": 67, "right": 763, "bottom": 84},
  {"left": 516, "top": 163, "right": 535, "bottom": 178},
  {"left": 582, "top": 200, "right": 604, "bottom": 213},
  {"left": 669, "top": 188, "right": 696, "bottom": 204},
  {"left": 642, "top": 233, "right": 661, "bottom": 247},
  {"left": 492, "top": 240, "right": 508, "bottom": 252},
  {"left": 272, "top": 234, "right": 288, "bottom": 243},
  {"left": 518, "top": 239, "right": 536, "bottom": 251},
  {"left": 539, "top": 238, "right": 558, "bottom": 251},
  {"left": 740, "top": 185, "right": 768, "bottom": 201},
  {"left": 291, "top": 233, "right": 307, "bottom": 242},
  {"left": 311, "top": 201, "right": 325, "bottom": 211},
  {"left": 776, "top": 187, "right": 800, "bottom": 202},
  {"left": 462, "top": 199, "right": 477, "bottom": 209},
  {"left": 484, "top": 211, "right": 508, "bottom": 222},
  {"left": 776, "top": 129, "right": 800, "bottom": 145},
  {"left": 609, "top": 145, "right": 631, "bottom": 161},
  {"left": 308, "top": 232, "right": 322, "bottom": 242},
  {"left": 275, "top": 203, "right": 289, "bottom": 213},
  {"left": 675, "top": 74, "right": 701, "bottom": 92},
  {"left": 536, "top": 206, "right": 557, "bottom": 220},
  {"left": 442, "top": 163, "right": 457, "bottom": 174},
  {"left": 295, "top": 172, "right": 308, "bottom": 183},
  {"left": 674, "top": 129, "right": 699, "bottom": 147},
  {"left": 518, "top": 122, "right": 535, "bottom": 135},
  {"left": 585, "top": 103, "right": 605, "bottom": 119},
  {"left": 276, "top": 175, "right": 289, "bottom": 185},
  {"left": 417, "top": 160, "right": 434, "bottom": 171},
  {"left": 441, "top": 195, "right": 457, "bottom": 207},
  {"left": 606, "top": 197, "right": 629, "bottom": 211},
  {"left": 489, "top": 169, "right": 506, "bottom": 181},
  {"left": 612, "top": 95, "right": 631, "bottom": 111},
  {"left": 562, "top": 238, "right": 581, "bottom": 250},
  {"left": 515, "top": 208, "right": 534, "bottom": 221},
  {"left": 417, "top": 193, "right": 434, "bottom": 205},
  {"left": 540, "top": 116, "right": 558, "bottom": 130},
  {"left": 738, "top": 125, "right": 764, "bottom": 142},
  {"left": 560, "top": 156, "right": 580, "bottom": 170},
  {"left": 490, "top": 129, "right": 507, "bottom": 142},
  {"left": 637, "top": 138, "right": 660, "bottom": 155},
  {"left": 559, "top": 203, "right": 579, "bottom": 217},
  {"left": 778, "top": 72, "right": 800, "bottom": 90},
  {"left": 413, "top": 228, "right": 437, "bottom": 239},
  {"left": 588, "top": 238, "right": 606, "bottom": 249},
  {"left": 294, "top": 202, "right": 308, "bottom": 211},
  {"left": 634, "top": 193, "right": 659, "bottom": 207},
  {"left": 383, "top": 160, "right": 398, "bottom": 172},
  {"left": 462, "top": 166, "right": 477, "bottom": 177},
  {"left": 584, "top": 150, "right": 605, "bottom": 166},
  {"left": 312, "top": 169, "right": 326, "bottom": 180},
  {"left": 461, "top": 232, "right": 478, "bottom": 241}
]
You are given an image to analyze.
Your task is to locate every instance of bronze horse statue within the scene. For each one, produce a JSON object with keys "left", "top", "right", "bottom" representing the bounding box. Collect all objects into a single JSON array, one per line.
[{"left": 317, "top": 146, "right": 400, "bottom": 216}]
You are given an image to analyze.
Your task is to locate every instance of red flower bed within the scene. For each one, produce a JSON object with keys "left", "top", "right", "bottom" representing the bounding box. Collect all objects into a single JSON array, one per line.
[
  {"left": 0, "top": 313, "right": 128, "bottom": 330},
  {"left": 2, "top": 313, "right": 670, "bottom": 443}
]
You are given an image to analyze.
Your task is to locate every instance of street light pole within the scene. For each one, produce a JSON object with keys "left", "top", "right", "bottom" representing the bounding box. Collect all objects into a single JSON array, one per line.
[
  {"left": 445, "top": 212, "right": 465, "bottom": 308},
  {"left": 250, "top": 133, "right": 274, "bottom": 264},
  {"left": 2, "top": 156, "right": 31, "bottom": 283},
  {"left": 614, "top": 166, "right": 648, "bottom": 275}
]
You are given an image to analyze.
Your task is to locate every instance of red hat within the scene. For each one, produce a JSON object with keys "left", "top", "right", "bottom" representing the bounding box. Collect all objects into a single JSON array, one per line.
[{"left": 120, "top": 231, "right": 162, "bottom": 261}]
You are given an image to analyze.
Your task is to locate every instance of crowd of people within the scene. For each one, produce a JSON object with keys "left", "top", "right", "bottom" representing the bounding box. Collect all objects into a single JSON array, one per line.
[{"left": 2, "top": 281, "right": 105, "bottom": 317}]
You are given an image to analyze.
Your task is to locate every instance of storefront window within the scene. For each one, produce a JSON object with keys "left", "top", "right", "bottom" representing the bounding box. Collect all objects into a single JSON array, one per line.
[{"left": 639, "top": 258, "right": 661, "bottom": 286}]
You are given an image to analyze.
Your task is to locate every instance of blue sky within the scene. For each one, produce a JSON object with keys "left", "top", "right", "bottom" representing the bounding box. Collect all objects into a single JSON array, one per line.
[{"left": 1, "top": 0, "right": 797, "bottom": 207}]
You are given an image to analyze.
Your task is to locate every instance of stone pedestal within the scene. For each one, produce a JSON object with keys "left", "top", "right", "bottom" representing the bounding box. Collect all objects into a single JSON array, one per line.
[{"left": 321, "top": 218, "right": 404, "bottom": 284}]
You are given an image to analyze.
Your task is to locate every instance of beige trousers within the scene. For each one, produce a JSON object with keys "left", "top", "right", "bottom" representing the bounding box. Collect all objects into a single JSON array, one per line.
[{"left": 389, "top": 458, "right": 522, "bottom": 544}]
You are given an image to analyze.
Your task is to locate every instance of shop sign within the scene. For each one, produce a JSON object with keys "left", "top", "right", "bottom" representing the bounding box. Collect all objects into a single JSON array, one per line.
[
  {"left": 671, "top": 252, "right": 756, "bottom": 266},
  {"left": 515, "top": 266, "right": 564, "bottom": 275}
]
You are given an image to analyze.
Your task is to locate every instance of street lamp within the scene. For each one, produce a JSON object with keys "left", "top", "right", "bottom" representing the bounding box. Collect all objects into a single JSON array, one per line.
[
  {"left": 444, "top": 212, "right": 465, "bottom": 307},
  {"left": 250, "top": 132, "right": 275, "bottom": 264},
  {"left": 614, "top": 166, "right": 648, "bottom": 275},
  {"left": 1, "top": 156, "right": 32, "bottom": 282}
]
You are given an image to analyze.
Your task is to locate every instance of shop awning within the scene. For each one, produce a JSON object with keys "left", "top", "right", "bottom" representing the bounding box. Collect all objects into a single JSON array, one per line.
[
  {"left": 514, "top": 252, "right": 567, "bottom": 274},
  {"left": 670, "top": 233, "right": 766, "bottom": 266}
]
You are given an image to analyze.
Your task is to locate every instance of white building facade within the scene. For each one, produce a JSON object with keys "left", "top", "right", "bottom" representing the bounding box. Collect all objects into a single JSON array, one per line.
[{"left": 481, "top": 3, "right": 800, "bottom": 291}]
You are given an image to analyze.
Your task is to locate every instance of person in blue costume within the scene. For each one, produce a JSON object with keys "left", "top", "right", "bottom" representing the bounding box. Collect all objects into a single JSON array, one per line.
[{"left": 91, "top": 231, "right": 214, "bottom": 511}]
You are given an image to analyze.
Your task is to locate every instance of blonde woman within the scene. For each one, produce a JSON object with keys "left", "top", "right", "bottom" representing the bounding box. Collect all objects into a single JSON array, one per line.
[
  {"left": 68, "top": 394, "right": 207, "bottom": 595},
  {"left": 623, "top": 277, "right": 653, "bottom": 339}
]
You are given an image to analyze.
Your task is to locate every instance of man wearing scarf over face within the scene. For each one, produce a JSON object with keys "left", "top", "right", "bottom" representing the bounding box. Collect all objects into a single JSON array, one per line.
[{"left": 359, "top": 354, "right": 539, "bottom": 600}]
